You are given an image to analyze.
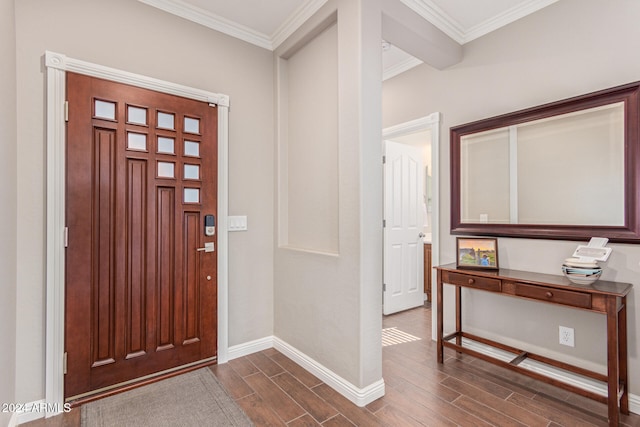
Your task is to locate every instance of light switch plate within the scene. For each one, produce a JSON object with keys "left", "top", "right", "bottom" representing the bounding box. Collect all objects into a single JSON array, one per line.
[{"left": 228, "top": 215, "right": 248, "bottom": 231}]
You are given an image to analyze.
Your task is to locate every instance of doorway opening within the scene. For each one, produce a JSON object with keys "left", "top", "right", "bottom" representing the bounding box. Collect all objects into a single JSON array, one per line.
[{"left": 382, "top": 113, "right": 440, "bottom": 340}]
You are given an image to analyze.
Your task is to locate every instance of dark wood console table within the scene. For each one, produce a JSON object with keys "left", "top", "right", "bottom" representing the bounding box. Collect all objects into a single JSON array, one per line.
[{"left": 435, "top": 263, "right": 632, "bottom": 426}]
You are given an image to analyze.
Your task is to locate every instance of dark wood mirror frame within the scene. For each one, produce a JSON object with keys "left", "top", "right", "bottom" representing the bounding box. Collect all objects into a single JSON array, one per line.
[{"left": 450, "top": 81, "right": 640, "bottom": 243}]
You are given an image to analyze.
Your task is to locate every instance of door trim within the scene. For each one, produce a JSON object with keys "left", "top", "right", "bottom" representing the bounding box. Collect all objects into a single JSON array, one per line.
[
  {"left": 382, "top": 113, "right": 440, "bottom": 339},
  {"left": 44, "top": 51, "right": 230, "bottom": 417}
]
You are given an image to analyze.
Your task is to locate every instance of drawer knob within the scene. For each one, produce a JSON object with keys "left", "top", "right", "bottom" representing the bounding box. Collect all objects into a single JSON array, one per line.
[
  {"left": 468, "top": 278, "right": 475, "bottom": 285},
  {"left": 545, "top": 291, "right": 553, "bottom": 298}
]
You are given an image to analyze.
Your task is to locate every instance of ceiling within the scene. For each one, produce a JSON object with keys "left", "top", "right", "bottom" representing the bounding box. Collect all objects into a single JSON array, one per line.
[{"left": 139, "top": 0, "right": 558, "bottom": 78}]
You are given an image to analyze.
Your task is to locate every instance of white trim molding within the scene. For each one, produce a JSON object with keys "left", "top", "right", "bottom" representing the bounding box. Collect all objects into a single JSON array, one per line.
[
  {"left": 464, "top": 0, "right": 559, "bottom": 43},
  {"left": 14, "top": 400, "right": 44, "bottom": 426},
  {"left": 137, "top": 0, "right": 328, "bottom": 51},
  {"left": 227, "top": 335, "right": 386, "bottom": 407},
  {"left": 632, "top": 394, "right": 640, "bottom": 416},
  {"left": 44, "top": 56, "right": 67, "bottom": 419},
  {"left": 382, "top": 56, "right": 423, "bottom": 81},
  {"left": 382, "top": 113, "right": 440, "bottom": 140},
  {"left": 45, "top": 52, "right": 229, "bottom": 107},
  {"left": 400, "top": 0, "right": 559, "bottom": 44},
  {"left": 274, "top": 338, "right": 385, "bottom": 407},
  {"left": 269, "top": 0, "right": 329, "bottom": 49},
  {"left": 13, "top": 400, "right": 71, "bottom": 426},
  {"left": 271, "top": 333, "right": 640, "bottom": 415},
  {"left": 137, "top": 0, "right": 272, "bottom": 49},
  {"left": 44, "top": 51, "right": 230, "bottom": 416},
  {"left": 228, "top": 337, "right": 275, "bottom": 361},
  {"left": 138, "top": 0, "right": 558, "bottom": 49}
]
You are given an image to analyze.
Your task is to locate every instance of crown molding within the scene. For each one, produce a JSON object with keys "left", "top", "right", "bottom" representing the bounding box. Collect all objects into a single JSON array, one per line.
[
  {"left": 138, "top": 0, "right": 272, "bottom": 49},
  {"left": 383, "top": 56, "right": 423, "bottom": 81},
  {"left": 139, "top": 0, "right": 559, "bottom": 50},
  {"left": 271, "top": 0, "right": 329, "bottom": 49},
  {"left": 400, "top": 0, "right": 559, "bottom": 44},
  {"left": 138, "top": 0, "right": 328, "bottom": 51},
  {"left": 399, "top": 0, "right": 466, "bottom": 43},
  {"left": 464, "top": 0, "right": 559, "bottom": 43}
]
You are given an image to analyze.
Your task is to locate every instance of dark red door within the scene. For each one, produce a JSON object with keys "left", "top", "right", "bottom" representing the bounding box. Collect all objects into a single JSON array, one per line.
[{"left": 65, "top": 72, "right": 217, "bottom": 398}]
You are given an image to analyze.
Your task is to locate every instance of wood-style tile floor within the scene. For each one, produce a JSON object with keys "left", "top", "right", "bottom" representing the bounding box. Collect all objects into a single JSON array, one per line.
[{"left": 22, "top": 305, "right": 640, "bottom": 426}]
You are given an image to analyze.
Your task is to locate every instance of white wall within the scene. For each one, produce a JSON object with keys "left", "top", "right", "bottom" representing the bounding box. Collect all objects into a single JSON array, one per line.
[
  {"left": 274, "top": 0, "right": 383, "bottom": 392},
  {"left": 283, "top": 23, "right": 339, "bottom": 253},
  {"left": 14, "top": 0, "right": 274, "bottom": 403},
  {"left": 0, "top": 0, "right": 18, "bottom": 424},
  {"left": 383, "top": 0, "right": 640, "bottom": 395}
]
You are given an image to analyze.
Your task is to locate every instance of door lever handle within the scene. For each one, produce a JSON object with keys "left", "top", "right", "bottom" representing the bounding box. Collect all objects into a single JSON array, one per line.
[{"left": 197, "top": 242, "right": 215, "bottom": 253}]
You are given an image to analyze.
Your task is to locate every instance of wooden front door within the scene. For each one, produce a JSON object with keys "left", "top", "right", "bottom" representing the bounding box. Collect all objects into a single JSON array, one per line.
[{"left": 64, "top": 72, "right": 218, "bottom": 399}]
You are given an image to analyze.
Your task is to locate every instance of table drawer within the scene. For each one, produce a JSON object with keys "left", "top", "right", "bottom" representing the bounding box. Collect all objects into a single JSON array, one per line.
[
  {"left": 443, "top": 271, "right": 501, "bottom": 292},
  {"left": 514, "top": 282, "right": 591, "bottom": 309}
]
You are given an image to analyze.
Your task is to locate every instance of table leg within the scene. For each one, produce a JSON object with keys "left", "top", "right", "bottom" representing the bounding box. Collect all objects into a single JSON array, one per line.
[
  {"left": 619, "top": 296, "right": 629, "bottom": 415},
  {"left": 437, "top": 269, "right": 443, "bottom": 363},
  {"left": 606, "top": 295, "right": 620, "bottom": 426},
  {"left": 455, "top": 286, "right": 462, "bottom": 348}
]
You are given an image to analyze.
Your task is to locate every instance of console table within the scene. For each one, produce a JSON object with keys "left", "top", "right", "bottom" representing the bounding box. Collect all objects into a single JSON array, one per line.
[{"left": 435, "top": 263, "right": 632, "bottom": 426}]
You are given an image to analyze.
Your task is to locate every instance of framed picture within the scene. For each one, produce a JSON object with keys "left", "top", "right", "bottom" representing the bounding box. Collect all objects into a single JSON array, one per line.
[{"left": 456, "top": 237, "right": 499, "bottom": 270}]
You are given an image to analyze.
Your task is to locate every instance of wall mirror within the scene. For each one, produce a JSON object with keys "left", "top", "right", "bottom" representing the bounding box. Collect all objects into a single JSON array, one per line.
[{"left": 450, "top": 81, "right": 640, "bottom": 243}]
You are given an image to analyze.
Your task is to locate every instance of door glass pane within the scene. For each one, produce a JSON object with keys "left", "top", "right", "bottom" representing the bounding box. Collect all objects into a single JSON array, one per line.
[
  {"left": 184, "top": 140, "right": 200, "bottom": 157},
  {"left": 157, "top": 162, "right": 175, "bottom": 178},
  {"left": 127, "top": 132, "right": 147, "bottom": 151},
  {"left": 95, "top": 100, "right": 116, "bottom": 120},
  {"left": 128, "top": 106, "right": 147, "bottom": 125},
  {"left": 184, "top": 188, "right": 200, "bottom": 203},
  {"left": 184, "top": 117, "right": 200, "bottom": 134},
  {"left": 184, "top": 164, "right": 200, "bottom": 180},
  {"left": 157, "top": 111, "right": 175, "bottom": 130},
  {"left": 157, "top": 137, "right": 175, "bottom": 154}
]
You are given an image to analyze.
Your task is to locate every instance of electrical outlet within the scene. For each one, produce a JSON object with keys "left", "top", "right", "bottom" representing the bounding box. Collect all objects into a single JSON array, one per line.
[{"left": 559, "top": 326, "right": 575, "bottom": 347}]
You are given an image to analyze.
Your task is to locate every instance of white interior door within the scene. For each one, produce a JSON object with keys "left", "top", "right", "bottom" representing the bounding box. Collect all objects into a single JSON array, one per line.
[{"left": 383, "top": 140, "right": 425, "bottom": 315}]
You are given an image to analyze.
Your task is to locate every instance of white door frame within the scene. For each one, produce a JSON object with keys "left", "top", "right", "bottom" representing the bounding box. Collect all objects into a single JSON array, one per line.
[
  {"left": 382, "top": 113, "right": 440, "bottom": 340},
  {"left": 44, "top": 51, "right": 230, "bottom": 416}
]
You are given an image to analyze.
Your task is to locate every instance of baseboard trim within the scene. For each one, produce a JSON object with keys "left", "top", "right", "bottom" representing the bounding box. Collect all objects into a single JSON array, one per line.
[
  {"left": 13, "top": 399, "right": 67, "bottom": 425},
  {"left": 229, "top": 334, "right": 639, "bottom": 414},
  {"left": 227, "top": 336, "right": 275, "bottom": 360},
  {"left": 273, "top": 337, "right": 385, "bottom": 407},
  {"left": 630, "top": 392, "right": 640, "bottom": 415},
  {"left": 7, "top": 412, "right": 18, "bottom": 427},
  {"left": 20, "top": 334, "right": 636, "bottom": 424},
  {"left": 227, "top": 335, "right": 385, "bottom": 407}
]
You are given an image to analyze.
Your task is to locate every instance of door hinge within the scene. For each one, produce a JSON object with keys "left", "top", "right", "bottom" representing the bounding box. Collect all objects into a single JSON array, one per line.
[
  {"left": 63, "top": 352, "right": 67, "bottom": 374},
  {"left": 64, "top": 101, "right": 69, "bottom": 122},
  {"left": 383, "top": 219, "right": 386, "bottom": 228},
  {"left": 382, "top": 155, "right": 386, "bottom": 164},
  {"left": 383, "top": 283, "right": 387, "bottom": 292},
  {"left": 64, "top": 227, "right": 68, "bottom": 248}
]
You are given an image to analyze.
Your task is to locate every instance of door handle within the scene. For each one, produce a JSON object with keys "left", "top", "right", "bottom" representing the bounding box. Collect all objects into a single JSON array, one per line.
[{"left": 197, "top": 242, "right": 215, "bottom": 253}]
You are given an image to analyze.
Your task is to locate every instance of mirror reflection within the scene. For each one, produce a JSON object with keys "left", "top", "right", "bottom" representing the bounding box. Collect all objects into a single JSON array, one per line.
[{"left": 460, "top": 103, "right": 625, "bottom": 226}]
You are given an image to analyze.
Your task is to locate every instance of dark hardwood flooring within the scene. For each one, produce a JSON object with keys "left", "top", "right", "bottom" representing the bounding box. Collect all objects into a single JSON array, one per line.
[{"left": 22, "top": 305, "right": 640, "bottom": 426}]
